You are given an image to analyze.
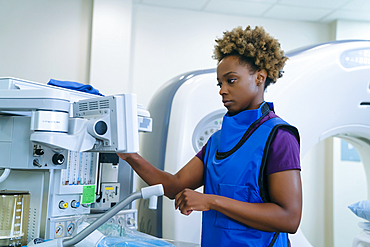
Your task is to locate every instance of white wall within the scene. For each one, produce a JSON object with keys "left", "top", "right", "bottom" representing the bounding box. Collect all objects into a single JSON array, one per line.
[
  {"left": 0, "top": 0, "right": 92, "bottom": 84},
  {"left": 89, "top": 0, "right": 133, "bottom": 95},
  {"left": 334, "top": 19, "right": 370, "bottom": 40},
  {"left": 130, "top": 4, "right": 331, "bottom": 109}
]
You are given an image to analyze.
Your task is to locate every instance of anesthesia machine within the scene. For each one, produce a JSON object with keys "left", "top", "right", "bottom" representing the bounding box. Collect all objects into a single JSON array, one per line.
[
  {"left": 139, "top": 40, "right": 370, "bottom": 246},
  {"left": 0, "top": 77, "right": 153, "bottom": 247}
]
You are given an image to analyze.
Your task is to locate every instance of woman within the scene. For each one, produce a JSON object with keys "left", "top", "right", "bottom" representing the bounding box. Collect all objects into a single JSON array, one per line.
[{"left": 118, "top": 25, "right": 302, "bottom": 247}]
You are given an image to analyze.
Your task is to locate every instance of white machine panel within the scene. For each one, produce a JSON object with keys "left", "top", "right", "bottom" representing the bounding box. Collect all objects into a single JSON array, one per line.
[{"left": 192, "top": 109, "right": 225, "bottom": 153}]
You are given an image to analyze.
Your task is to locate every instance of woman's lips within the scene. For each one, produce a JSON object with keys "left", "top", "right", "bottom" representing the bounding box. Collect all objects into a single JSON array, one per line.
[{"left": 223, "top": 100, "right": 232, "bottom": 107}]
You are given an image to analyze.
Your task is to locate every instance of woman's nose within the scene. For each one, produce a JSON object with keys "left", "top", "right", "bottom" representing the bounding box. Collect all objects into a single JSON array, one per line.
[{"left": 219, "top": 84, "right": 228, "bottom": 95}]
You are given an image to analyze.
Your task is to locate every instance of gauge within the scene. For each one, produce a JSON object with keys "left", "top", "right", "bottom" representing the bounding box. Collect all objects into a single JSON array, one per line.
[
  {"left": 55, "top": 224, "right": 64, "bottom": 237},
  {"left": 67, "top": 222, "right": 75, "bottom": 236}
]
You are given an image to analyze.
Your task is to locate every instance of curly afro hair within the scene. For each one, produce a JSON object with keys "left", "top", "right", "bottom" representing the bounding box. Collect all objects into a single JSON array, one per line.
[{"left": 213, "top": 26, "right": 288, "bottom": 89}]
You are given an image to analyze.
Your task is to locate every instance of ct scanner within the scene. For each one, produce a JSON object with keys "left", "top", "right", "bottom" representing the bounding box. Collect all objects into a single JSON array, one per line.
[{"left": 139, "top": 40, "right": 370, "bottom": 246}]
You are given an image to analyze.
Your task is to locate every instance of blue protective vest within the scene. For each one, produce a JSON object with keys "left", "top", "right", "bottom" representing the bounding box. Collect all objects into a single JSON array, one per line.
[{"left": 201, "top": 102, "right": 299, "bottom": 247}]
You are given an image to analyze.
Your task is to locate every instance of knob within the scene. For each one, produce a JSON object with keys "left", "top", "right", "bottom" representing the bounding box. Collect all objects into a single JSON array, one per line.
[
  {"left": 33, "top": 159, "right": 42, "bottom": 167},
  {"left": 52, "top": 154, "right": 65, "bottom": 165},
  {"left": 35, "top": 149, "right": 44, "bottom": 155},
  {"left": 59, "top": 201, "right": 68, "bottom": 209},
  {"left": 71, "top": 200, "right": 80, "bottom": 208}
]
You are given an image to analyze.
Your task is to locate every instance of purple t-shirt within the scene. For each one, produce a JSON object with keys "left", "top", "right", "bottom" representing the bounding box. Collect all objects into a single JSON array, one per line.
[{"left": 196, "top": 111, "right": 301, "bottom": 175}]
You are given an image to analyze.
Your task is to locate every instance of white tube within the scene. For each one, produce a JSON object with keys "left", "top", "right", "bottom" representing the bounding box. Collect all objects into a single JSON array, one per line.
[{"left": 0, "top": 168, "right": 10, "bottom": 183}]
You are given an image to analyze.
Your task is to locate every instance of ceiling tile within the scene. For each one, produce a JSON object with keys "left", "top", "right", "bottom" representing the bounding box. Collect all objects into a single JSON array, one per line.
[
  {"left": 264, "top": 5, "right": 332, "bottom": 22},
  {"left": 341, "top": 0, "right": 370, "bottom": 12},
  {"left": 141, "top": 0, "right": 209, "bottom": 11},
  {"left": 279, "top": 0, "right": 350, "bottom": 9},
  {"left": 321, "top": 9, "right": 370, "bottom": 23},
  {"left": 215, "top": 0, "right": 279, "bottom": 3},
  {"left": 204, "top": 0, "right": 272, "bottom": 17},
  {"left": 135, "top": 0, "right": 370, "bottom": 24}
]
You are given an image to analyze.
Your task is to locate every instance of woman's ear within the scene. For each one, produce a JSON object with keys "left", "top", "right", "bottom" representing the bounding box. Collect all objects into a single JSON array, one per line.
[{"left": 256, "top": 69, "right": 267, "bottom": 86}]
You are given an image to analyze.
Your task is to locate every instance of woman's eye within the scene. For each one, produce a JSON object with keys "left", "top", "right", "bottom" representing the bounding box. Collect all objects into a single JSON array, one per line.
[
  {"left": 227, "top": 78, "right": 236, "bottom": 84},
  {"left": 217, "top": 82, "right": 222, "bottom": 88}
]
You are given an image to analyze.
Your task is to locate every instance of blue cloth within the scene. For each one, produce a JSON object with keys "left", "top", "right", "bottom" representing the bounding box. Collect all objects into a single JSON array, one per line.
[
  {"left": 349, "top": 200, "right": 370, "bottom": 221},
  {"left": 47, "top": 79, "right": 104, "bottom": 96},
  {"left": 202, "top": 102, "right": 291, "bottom": 247}
]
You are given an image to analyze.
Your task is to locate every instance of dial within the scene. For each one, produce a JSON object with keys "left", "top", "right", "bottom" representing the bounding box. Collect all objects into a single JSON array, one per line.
[
  {"left": 55, "top": 224, "right": 64, "bottom": 237},
  {"left": 67, "top": 223, "right": 75, "bottom": 236},
  {"left": 52, "top": 154, "right": 65, "bottom": 165}
]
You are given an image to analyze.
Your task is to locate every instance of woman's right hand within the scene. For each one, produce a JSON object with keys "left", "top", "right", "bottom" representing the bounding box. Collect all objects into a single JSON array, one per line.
[
  {"left": 116, "top": 154, "right": 205, "bottom": 200},
  {"left": 117, "top": 152, "right": 136, "bottom": 161}
]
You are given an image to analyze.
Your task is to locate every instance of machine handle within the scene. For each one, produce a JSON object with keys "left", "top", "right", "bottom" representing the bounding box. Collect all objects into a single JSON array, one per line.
[
  {"left": 141, "top": 184, "right": 163, "bottom": 210},
  {"left": 149, "top": 196, "right": 158, "bottom": 210},
  {"left": 141, "top": 184, "right": 164, "bottom": 199}
]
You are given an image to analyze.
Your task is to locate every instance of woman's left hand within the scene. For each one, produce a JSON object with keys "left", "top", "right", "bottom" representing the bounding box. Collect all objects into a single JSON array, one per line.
[{"left": 174, "top": 188, "right": 213, "bottom": 215}]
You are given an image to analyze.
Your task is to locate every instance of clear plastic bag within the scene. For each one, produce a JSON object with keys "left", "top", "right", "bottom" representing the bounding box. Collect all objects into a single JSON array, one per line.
[
  {"left": 75, "top": 215, "right": 175, "bottom": 247},
  {"left": 97, "top": 236, "right": 174, "bottom": 247}
]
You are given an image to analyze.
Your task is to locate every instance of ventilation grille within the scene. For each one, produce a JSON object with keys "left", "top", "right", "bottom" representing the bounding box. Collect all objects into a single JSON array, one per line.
[
  {"left": 99, "top": 100, "right": 110, "bottom": 109},
  {"left": 79, "top": 102, "right": 88, "bottom": 112},
  {"left": 88, "top": 101, "right": 99, "bottom": 110},
  {"left": 78, "top": 100, "right": 110, "bottom": 111}
]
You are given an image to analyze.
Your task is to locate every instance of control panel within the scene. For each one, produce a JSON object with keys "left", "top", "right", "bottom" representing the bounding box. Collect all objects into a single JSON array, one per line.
[
  {"left": 49, "top": 151, "right": 98, "bottom": 218},
  {"left": 0, "top": 116, "right": 68, "bottom": 169},
  {"left": 93, "top": 183, "right": 120, "bottom": 210},
  {"left": 31, "top": 144, "right": 67, "bottom": 169},
  {"left": 47, "top": 209, "right": 137, "bottom": 239},
  {"left": 49, "top": 194, "right": 90, "bottom": 217}
]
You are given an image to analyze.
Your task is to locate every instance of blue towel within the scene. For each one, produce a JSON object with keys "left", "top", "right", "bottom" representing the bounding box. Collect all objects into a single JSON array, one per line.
[
  {"left": 349, "top": 200, "right": 370, "bottom": 221},
  {"left": 48, "top": 79, "right": 104, "bottom": 96}
]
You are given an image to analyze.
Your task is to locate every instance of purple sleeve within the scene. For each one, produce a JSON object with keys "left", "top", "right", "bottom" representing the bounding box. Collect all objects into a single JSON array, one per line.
[
  {"left": 196, "top": 145, "right": 206, "bottom": 162},
  {"left": 266, "top": 127, "right": 301, "bottom": 175}
]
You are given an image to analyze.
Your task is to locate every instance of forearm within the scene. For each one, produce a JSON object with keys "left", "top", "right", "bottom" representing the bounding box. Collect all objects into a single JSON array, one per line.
[
  {"left": 209, "top": 195, "right": 300, "bottom": 233},
  {"left": 123, "top": 153, "right": 183, "bottom": 198}
]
